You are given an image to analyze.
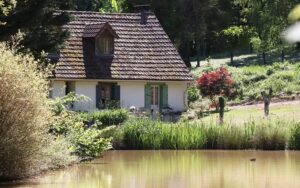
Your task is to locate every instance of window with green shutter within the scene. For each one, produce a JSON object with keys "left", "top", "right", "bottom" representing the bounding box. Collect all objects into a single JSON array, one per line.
[
  {"left": 159, "top": 84, "right": 168, "bottom": 109},
  {"left": 111, "top": 84, "right": 120, "bottom": 101},
  {"left": 144, "top": 83, "right": 168, "bottom": 110},
  {"left": 144, "top": 84, "right": 151, "bottom": 109}
]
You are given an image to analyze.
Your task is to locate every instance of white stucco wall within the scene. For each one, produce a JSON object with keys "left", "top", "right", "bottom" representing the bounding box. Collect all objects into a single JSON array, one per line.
[
  {"left": 51, "top": 80, "right": 188, "bottom": 112},
  {"left": 74, "top": 81, "right": 97, "bottom": 111},
  {"left": 119, "top": 81, "right": 145, "bottom": 109},
  {"left": 51, "top": 81, "right": 65, "bottom": 98},
  {"left": 167, "top": 82, "right": 188, "bottom": 111}
]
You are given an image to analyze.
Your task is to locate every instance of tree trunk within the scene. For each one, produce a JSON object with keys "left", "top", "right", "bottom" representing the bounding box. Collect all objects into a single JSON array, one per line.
[
  {"left": 262, "top": 52, "right": 266, "bottom": 65},
  {"left": 264, "top": 102, "right": 269, "bottom": 117},
  {"left": 261, "top": 88, "right": 272, "bottom": 117},
  {"left": 196, "top": 57, "right": 200, "bottom": 67},
  {"left": 196, "top": 41, "right": 201, "bottom": 67},
  {"left": 281, "top": 50, "right": 285, "bottom": 63},
  {"left": 297, "top": 42, "right": 300, "bottom": 50},
  {"left": 230, "top": 51, "right": 234, "bottom": 65}
]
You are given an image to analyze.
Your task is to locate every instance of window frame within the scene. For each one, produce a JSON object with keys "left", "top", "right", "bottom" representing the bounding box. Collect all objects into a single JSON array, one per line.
[
  {"left": 151, "top": 85, "right": 160, "bottom": 106},
  {"left": 95, "top": 34, "right": 114, "bottom": 56}
]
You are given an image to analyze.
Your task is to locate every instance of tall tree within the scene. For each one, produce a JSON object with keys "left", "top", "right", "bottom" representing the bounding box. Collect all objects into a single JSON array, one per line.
[
  {"left": 0, "top": 0, "right": 73, "bottom": 58},
  {"left": 124, "top": 0, "right": 241, "bottom": 67},
  {"left": 74, "top": 0, "right": 124, "bottom": 12},
  {"left": 234, "top": 0, "right": 298, "bottom": 52},
  {"left": 74, "top": 0, "right": 104, "bottom": 11}
]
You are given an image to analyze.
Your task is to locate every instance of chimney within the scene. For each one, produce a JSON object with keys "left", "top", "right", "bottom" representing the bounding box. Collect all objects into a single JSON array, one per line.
[{"left": 134, "top": 5, "right": 150, "bottom": 25}]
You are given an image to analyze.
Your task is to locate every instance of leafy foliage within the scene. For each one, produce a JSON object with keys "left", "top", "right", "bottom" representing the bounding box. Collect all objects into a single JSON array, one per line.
[
  {"left": 123, "top": 0, "right": 240, "bottom": 66},
  {"left": 49, "top": 95, "right": 113, "bottom": 159},
  {"left": 67, "top": 122, "right": 112, "bottom": 158},
  {"left": 197, "top": 67, "right": 234, "bottom": 100},
  {"left": 0, "top": 43, "right": 74, "bottom": 180},
  {"left": 234, "top": 0, "right": 298, "bottom": 52},
  {"left": 229, "top": 62, "right": 300, "bottom": 103},
  {"left": 0, "top": 0, "right": 73, "bottom": 58},
  {"left": 80, "top": 109, "right": 129, "bottom": 128},
  {"left": 221, "top": 26, "right": 256, "bottom": 51},
  {"left": 187, "top": 85, "right": 200, "bottom": 104}
]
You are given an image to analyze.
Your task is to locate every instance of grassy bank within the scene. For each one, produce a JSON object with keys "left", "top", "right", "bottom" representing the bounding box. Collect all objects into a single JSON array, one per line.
[
  {"left": 191, "top": 57, "right": 300, "bottom": 105},
  {"left": 198, "top": 101, "right": 300, "bottom": 124},
  {"left": 114, "top": 118, "right": 300, "bottom": 150}
]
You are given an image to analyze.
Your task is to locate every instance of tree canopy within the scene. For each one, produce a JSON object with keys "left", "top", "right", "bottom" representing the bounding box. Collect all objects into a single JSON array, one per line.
[{"left": 1, "top": 0, "right": 299, "bottom": 64}]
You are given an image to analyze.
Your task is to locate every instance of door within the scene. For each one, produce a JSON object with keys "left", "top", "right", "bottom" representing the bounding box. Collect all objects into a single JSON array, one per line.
[
  {"left": 96, "top": 83, "right": 120, "bottom": 109},
  {"left": 151, "top": 85, "right": 160, "bottom": 118}
]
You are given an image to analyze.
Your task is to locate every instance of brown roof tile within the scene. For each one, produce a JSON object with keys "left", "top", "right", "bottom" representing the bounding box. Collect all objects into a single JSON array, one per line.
[{"left": 52, "top": 11, "right": 193, "bottom": 81}]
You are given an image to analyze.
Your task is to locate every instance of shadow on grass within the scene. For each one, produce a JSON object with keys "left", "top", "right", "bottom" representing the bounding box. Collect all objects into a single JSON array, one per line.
[
  {"left": 229, "top": 51, "right": 300, "bottom": 67},
  {"left": 201, "top": 109, "right": 231, "bottom": 118}
]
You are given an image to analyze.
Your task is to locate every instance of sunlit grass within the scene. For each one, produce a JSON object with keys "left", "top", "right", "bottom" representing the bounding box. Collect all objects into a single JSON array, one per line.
[{"left": 199, "top": 102, "right": 300, "bottom": 125}]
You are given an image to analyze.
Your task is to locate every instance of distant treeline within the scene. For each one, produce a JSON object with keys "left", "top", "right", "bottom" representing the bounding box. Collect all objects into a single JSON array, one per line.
[{"left": 1, "top": 0, "right": 299, "bottom": 66}]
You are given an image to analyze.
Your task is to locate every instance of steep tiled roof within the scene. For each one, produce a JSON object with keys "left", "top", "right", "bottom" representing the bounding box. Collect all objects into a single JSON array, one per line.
[
  {"left": 53, "top": 11, "right": 193, "bottom": 81},
  {"left": 82, "top": 22, "right": 119, "bottom": 38},
  {"left": 82, "top": 23, "right": 106, "bottom": 38}
]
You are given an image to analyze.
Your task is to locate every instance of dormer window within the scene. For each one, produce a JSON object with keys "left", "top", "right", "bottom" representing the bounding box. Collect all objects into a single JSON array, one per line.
[
  {"left": 95, "top": 35, "right": 114, "bottom": 55},
  {"left": 83, "top": 22, "right": 119, "bottom": 57}
]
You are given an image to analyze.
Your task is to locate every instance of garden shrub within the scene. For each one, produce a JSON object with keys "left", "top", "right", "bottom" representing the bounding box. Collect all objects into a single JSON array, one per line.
[
  {"left": 49, "top": 96, "right": 114, "bottom": 159},
  {"left": 0, "top": 43, "right": 59, "bottom": 180},
  {"left": 266, "top": 67, "right": 275, "bottom": 75},
  {"left": 67, "top": 122, "right": 112, "bottom": 158},
  {"left": 197, "top": 67, "right": 234, "bottom": 108},
  {"left": 187, "top": 85, "right": 200, "bottom": 105},
  {"left": 44, "top": 136, "right": 76, "bottom": 169},
  {"left": 88, "top": 109, "right": 129, "bottom": 127}
]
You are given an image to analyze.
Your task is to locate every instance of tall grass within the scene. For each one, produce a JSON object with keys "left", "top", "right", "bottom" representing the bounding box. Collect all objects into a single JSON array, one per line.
[
  {"left": 289, "top": 123, "right": 300, "bottom": 149},
  {"left": 116, "top": 118, "right": 293, "bottom": 150}
]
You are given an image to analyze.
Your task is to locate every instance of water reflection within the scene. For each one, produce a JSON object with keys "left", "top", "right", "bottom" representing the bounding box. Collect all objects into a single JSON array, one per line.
[{"left": 2, "top": 150, "right": 300, "bottom": 188}]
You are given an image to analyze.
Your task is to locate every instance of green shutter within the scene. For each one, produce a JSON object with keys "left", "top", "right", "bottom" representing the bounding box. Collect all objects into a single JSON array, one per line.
[
  {"left": 159, "top": 84, "right": 168, "bottom": 109},
  {"left": 96, "top": 84, "right": 102, "bottom": 109},
  {"left": 144, "top": 84, "right": 151, "bottom": 109},
  {"left": 111, "top": 84, "right": 120, "bottom": 101}
]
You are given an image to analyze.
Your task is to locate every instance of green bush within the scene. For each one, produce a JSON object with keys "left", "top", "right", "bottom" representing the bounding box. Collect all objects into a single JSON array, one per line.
[
  {"left": 266, "top": 67, "right": 275, "bottom": 75},
  {"left": 0, "top": 43, "right": 73, "bottom": 180},
  {"left": 49, "top": 94, "right": 114, "bottom": 159},
  {"left": 67, "top": 123, "right": 112, "bottom": 158},
  {"left": 88, "top": 109, "right": 129, "bottom": 127},
  {"left": 187, "top": 86, "right": 200, "bottom": 104}
]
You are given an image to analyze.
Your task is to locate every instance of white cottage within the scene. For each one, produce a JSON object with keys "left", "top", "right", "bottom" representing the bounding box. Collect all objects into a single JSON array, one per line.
[{"left": 50, "top": 6, "right": 193, "bottom": 113}]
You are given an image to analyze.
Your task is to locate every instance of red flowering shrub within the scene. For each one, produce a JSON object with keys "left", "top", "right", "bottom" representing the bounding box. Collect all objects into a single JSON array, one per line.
[{"left": 197, "top": 67, "right": 234, "bottom": 108}]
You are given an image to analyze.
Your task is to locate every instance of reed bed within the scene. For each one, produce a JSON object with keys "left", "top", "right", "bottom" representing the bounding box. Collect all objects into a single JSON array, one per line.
[{"left": 116, "top": 118, "right": 299, "bottom": 150}]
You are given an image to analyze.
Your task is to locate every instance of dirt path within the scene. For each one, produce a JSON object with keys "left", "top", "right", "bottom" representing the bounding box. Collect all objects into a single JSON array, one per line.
[{"left": 230, "top": 100, "right": 300, "bottom": 110}]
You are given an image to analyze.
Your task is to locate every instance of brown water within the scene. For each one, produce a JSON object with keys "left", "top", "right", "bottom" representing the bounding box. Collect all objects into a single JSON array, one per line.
[{"left": 2, "top": 150, "right": 300, "bottom": 188}]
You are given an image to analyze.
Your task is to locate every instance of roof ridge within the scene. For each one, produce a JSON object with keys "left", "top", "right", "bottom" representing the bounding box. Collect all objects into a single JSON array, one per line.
[{"left": 58, "top": 10, "right": 154, "bottom": 16}]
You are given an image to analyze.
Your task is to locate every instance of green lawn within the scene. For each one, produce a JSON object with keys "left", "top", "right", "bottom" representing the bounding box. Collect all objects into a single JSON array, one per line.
[{"left": 197, "top": 101, "right": 300, "bottom": 125}]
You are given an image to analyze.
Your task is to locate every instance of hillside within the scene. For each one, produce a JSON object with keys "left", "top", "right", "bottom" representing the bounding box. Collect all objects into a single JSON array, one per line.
[{"left": 190, "top": 53, "right": 300, "bottom": 105}]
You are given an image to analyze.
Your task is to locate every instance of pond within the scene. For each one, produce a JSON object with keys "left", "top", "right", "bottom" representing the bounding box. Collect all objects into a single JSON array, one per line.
[{"left": 2, "top": 150, "right": 300, "bottom": 188}]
